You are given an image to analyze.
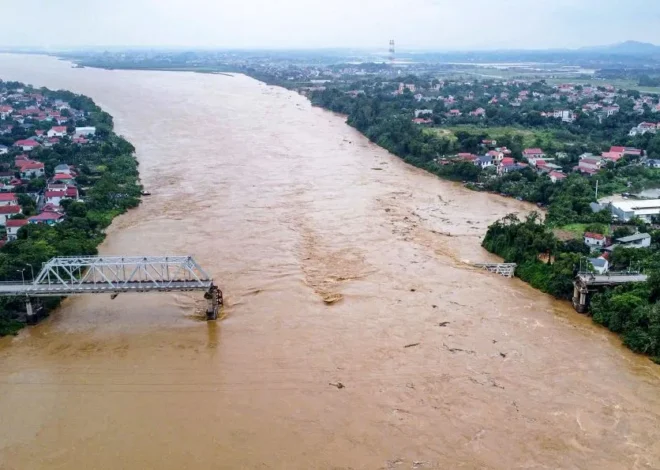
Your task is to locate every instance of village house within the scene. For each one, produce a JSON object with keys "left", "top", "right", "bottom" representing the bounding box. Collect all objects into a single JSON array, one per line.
[
  {"left": 469, "top": 108, "right": 486, "bottom": 117},
  {"left": 414, "top": 109, "right": 433, "bottom": 118},
  {"left": 0, "top": 145, "right": 7, "bottom": 155},
  {"left": 54, "top": 164, "right": 72, "bottom": 175},
  {"left": 13, "top": 139, "right": 40, "bottom": 151},
  {"left": 5, "top": 219, "right": 28, "bottom": 241},
  {"left": 647, "top": 159, "right": 660, "bottom": 168},
  {"left": 51, "top": 173, "right": 76, "bottom": 184},
  {"left": 19, "top": 161, "right": 45, "bottom": 179},
  {"left": 0, "top": 205, "right": 22, "bottom": 226},
  {"left": 447, "top": 109, "right": 461, "bottom": 117},
  {"left": 629, "top": 122, "right": 658, "bottom": 136},
  {"left": 475, "top": 155, "right": 493, "bottom": 168},
  {"left": 584, "top": 232, "right": 606, "bottom": 247},
  {"left": 616, "top": 232, "right": 651, "bottom": 249},
  {"left": 522, "top": 148, "right": 545, "bottom": 161},
  {"left": 74, "top": 126, "right": 96, "bottom": 137},
  {"left": 0, "top": 193, "right": 18, "bottom": 207},
  {"left": 47, "top": 126, "right": 67, "bottom": 138},
  {"left": 552, "top": 110, "right": 575, "bottom": 123},
  {"left": 577, "top": 157, "right": 602, "bottom": 175},
  {"left": 29, "top": 212, "right": 64, "bottom": 225},
  {"left": 549, "top": 171, "right": 567, "bottom": 183}
]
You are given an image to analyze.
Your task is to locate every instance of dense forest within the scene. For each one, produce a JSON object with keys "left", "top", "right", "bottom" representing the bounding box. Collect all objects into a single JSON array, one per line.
[{"left": 0, "top": 82, "right": 141, "bottom": 335}]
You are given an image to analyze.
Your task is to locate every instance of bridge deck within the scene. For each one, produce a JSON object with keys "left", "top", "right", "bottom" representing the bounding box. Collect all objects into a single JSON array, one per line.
[
  {"left": 577, "top": 273, "right": 648, "bottom": 286},
  {"left": 0, "top": 280, "right": 214, "bottom": 297}
]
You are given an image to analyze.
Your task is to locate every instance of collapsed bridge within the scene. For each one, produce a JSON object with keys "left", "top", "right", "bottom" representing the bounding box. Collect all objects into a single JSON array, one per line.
[{"left": 0, "top": 256, "right": 223, "bottom": 321}]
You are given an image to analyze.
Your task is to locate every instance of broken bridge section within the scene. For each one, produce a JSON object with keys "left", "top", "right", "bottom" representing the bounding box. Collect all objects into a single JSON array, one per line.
[
  {"left": 472, "top": 263, "right": 517, "bottom": 278},
  {"left": 0, "top": 256, "right": 223, "bottom": 321}
]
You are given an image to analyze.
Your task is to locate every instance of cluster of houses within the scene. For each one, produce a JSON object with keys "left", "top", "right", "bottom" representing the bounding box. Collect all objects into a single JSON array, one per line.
[
  {"left": 575, "top": 146, "right": 643, "bottom": 175},
  {"left": 629, "top": 121, "right": 660, "bottom": 137},
  {"left": 394, "top": 78, "right": 660, "bottom": 126},
  {"left": 584, "top": 230, "right": 652, "bottom": 274},
  {"left": 453, "top": 145, "right": 568, "bottom": 183},
  {"left": 0, "top": 86, "right": 94, "bottom": 245}
]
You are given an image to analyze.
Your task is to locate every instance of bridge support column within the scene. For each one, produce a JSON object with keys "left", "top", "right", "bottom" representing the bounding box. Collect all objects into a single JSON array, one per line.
[
  {"left": 204, "top": 285, "right": 223, "bottom": 321},
  {"left": 572, "top": 282, "right": 589, "bottom": 314},
  {"left": 25, "top": 298, "right": 37, "bottom": 325}
]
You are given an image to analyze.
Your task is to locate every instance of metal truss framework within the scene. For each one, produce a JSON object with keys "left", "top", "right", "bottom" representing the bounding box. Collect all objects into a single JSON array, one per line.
[
  {"left": 0, "top": 256, "right": 223, "bottom": 320},
  {"left": 0, "top": 256, "right": 215, "bottom": 296}
]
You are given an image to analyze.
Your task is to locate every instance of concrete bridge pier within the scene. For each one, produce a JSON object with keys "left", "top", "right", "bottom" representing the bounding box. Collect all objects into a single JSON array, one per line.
[
  {"left": 204, "top": 285, "right": 223, "bottom": 321},
  {"left": 25, "top": 298, "right": 37, "bottom": 325}
]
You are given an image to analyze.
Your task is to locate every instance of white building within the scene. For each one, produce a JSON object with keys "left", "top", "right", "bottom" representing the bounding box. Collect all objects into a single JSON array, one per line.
[
  {"left": 19, "top": 162, "right": 45, "bottom": 179},
  {"left": 47, "top": 126, "right": 67, "bottom": 138},
  {"left": 54, "top": 164, "right": 72, "bottom": 175},
  {"left": 414, "top": 109, "right": 433, "bottom": 118},
  {"left": 610, "top": 199, "right": 660, "bottom": 222},
  {"left": 616, "top": 232, "right": 651, "bottom": 248},
  {"left": 0, "top": 205, "right": 22, "bottom": 225},
  {"left": 74, "top": 126, "right": 96, "bottom": 137},
  {"left": 0, "top": 145, "right": 7, "bottom": 155},
  {"left": 5, "top": 219, "right": 28, "bottom": 240},
  {"left": 0, "top": 193, "right": 18, "bottom": 207},
  {"left": 584, "top": 232, "right": 606, "bottom": 247}
]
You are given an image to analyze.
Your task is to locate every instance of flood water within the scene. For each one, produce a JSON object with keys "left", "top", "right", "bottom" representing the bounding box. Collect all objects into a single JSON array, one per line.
[{"left": 0, "top": 54, "right": 659, "bottom": 469}]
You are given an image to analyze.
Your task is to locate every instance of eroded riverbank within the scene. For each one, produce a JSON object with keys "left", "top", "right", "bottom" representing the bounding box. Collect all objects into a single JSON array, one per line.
[{"left": 0, "top": 54, "right": 659, "bottom": 469}]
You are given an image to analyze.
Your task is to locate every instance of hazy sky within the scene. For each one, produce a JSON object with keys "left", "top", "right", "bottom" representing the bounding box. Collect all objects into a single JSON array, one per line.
[{"left": 2, "top": 0, "right": 659, "bottom": 50}]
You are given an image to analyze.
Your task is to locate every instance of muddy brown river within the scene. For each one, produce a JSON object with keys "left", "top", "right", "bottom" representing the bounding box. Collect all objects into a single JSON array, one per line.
[{"left": 0, "top": 54, "right": 659, "bottom": 469}]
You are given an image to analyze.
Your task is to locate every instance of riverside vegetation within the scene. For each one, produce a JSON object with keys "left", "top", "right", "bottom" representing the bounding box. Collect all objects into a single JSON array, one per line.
[{"left": 0, "top": 81, "right": 141, "bottom": 335}]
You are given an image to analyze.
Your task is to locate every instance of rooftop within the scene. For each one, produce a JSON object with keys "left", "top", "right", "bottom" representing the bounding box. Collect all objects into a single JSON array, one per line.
[{"left": 617, "top": 233, "right": 651, "bottom": 243}]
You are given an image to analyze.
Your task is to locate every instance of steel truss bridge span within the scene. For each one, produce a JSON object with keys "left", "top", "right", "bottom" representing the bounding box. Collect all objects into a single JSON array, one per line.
[{"left": 0, "top": 256, "right": 223, "bottom": 320}]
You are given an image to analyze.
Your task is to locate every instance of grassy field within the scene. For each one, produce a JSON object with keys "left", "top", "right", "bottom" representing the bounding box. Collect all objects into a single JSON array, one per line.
[
  {"left": 425, "top": 125, "right": 557, "bottom": 148},
  {"left": 557, "top": 223, "right": 611, "bottom": 237},
  {"left": 544, "top": 77, "right": 660, "bottom": 95}
]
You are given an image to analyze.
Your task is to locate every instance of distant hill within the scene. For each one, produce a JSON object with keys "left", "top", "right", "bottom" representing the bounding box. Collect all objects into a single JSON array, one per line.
[{"left": 580, "top": 41, "right": 660, "bottom": 56}]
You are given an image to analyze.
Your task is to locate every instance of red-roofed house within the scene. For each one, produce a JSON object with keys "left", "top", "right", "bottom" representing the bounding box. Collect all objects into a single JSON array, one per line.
[
  {"left": 624, "top": 147, "right": 642, "bottom": 157},
  {"left": 51, "top": 173, "right": 75, "bottom": 184},
  {"left": 0, "top": 205, "right": 22, "bottom": 225},
  {"left": 13, "top": 139, "right": 40, "bottom": 151},
  {"left": 65, "top": 187, "right": 79, "bottom": 199},
  {"left": 578, "top": 157, "right": 602, "bottom": 174},
  {"left": 447, "top": 109, "right": 462, "bottom": 117},
  {"left": 19, "top": 161, "right": 45, "bottom": 179},
  {"left": 29, "top": 212, "right": 64, "bottom": 225},
  {"left": 0, "top": 193, "right": 18, "bottom": 207},
  {"left": 41, "top": 203, "right": 63, "bottom": 213},
  {"left": 6, "top": 219, "right": 28, "bottom": 241},
  {"left": 549, "top": 171, "right": 567, "bottom": 183},
  {"left": 469, "top": 108, "right": 486, "bottom": 117},
  {"left": 457, "top": 153, "right": 478, "bottom": 162},
  {"left": 601, "top": 152, "right": 623, "bottom": 162},
  {"left": 584, "top": 232, "right": 606, "bottom": 247},
  {"left": 47, "top": 126, "right": 67, "bottom": 138},
  {"left": 0, "top": 106, "right": 13, "bottom": 118},
  {"left": 72, "top": 137, "right": 88, "bottom": 144},
  {"left": 523, "top": 148, "right": 545, "bottom": 159},
  {"left": 44, "top": 137, "right": 60, "bottom": 147}
]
